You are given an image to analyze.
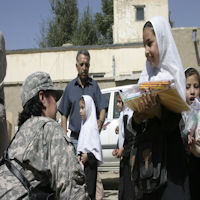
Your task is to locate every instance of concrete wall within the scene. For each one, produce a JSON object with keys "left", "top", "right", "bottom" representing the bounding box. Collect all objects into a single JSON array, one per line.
[
  {"left": 113, "top": 0, "right": 169, "bottom": 44},
  {"left": 172, "top": 28, "right": 200, "bottom": 69},
  {"left": 5, "top": 44, "right": 145, "bottom": 83}
]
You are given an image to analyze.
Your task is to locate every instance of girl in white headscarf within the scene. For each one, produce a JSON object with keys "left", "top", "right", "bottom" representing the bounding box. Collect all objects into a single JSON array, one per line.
[
  {"left": 77, "top": 95, "right": 103, "bottom": 200},
  {"left": 130, "top": 16, "right": 190, "bottom": 200}
]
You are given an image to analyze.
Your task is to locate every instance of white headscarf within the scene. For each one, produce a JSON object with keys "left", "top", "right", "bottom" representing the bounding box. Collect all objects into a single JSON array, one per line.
[
  {"left": 138, "top": 16, "right": 186, "bottom": 101},
  {"left": 118, "top": 105, "right": 133, "bottom": 149},
  {"left": 77, "top": 95, "right": 103, "bottom": 162}
]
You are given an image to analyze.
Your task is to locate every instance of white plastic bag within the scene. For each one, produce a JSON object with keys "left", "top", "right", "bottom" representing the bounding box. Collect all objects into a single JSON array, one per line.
[{"left": 182, "top": 98, "right": 200, "bottom": 157}]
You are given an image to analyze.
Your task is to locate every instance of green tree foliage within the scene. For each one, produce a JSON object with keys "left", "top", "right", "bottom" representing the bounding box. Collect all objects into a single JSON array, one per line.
[
  {"left": 38, "top": 0, "right": 114, "bottom": 47},
  {"left": 39, "top": 0, "right": 78, "bottom": 47},
  {"left": 72, "top": 7, "right": 98, "bottom": 45},
  {"left": 169, "top": 11, "right": 174, "bottom": 28},
  {"left": 95, "top": 0, "right": 113, "bottom": 44}
]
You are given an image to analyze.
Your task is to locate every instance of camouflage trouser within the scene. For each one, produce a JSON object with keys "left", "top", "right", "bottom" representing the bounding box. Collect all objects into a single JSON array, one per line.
[{"left": 0, "top": 103, "right": 8, "bottom": 158}]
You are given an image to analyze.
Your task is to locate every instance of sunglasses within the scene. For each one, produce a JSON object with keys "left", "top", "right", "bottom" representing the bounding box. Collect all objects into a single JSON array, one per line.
[{"left": 78, "top": 62, "right": 90, "bottom": 68}]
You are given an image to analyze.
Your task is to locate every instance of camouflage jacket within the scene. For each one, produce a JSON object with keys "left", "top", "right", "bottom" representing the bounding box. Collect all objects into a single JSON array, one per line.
[{"left": 0, "top": 116, "right": 89, "bottom": 200}]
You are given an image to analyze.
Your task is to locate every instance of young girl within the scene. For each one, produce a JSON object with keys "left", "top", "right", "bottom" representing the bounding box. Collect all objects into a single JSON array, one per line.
[
  {"left": 112, "top": 92, "right": 135, "bottom": 200},
  {"left": 77, "top": 95, "right": 103, "bottom": 200},
  {"left": 184, "top": 67, "right": 200, "bottom": 200},
  {"left": 129, "top": 16, "right": 190, "bottom": 199},
  {"left": 112, "top": 92, "right": 125, "bottom": 159}
]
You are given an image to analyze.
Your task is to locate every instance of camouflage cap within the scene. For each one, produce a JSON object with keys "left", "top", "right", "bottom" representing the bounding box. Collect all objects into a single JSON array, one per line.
[{"left": 21, "top": 71, "right": 63, "bottom": 107}]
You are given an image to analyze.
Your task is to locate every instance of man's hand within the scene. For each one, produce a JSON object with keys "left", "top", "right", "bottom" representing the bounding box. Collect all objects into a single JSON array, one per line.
[
  {"left": 97, "top": 119, "right": 103, "bottom": 132},
  {"left": 61, "top": 115, "right": 68, "bottom": 132},
  {"left": 98, "top": 109, "right": 106, "bottom": 132}
]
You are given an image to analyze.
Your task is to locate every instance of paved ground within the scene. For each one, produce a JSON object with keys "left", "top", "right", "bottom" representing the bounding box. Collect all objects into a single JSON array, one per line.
[
  {"left": 103, "top": 190, "right": 118, "bottom": 200},
  {"left": 100, "top": 171, "right": 119, "bottom": 199}
]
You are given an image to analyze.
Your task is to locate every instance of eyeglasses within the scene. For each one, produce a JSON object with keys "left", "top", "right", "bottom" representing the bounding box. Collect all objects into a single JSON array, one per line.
[{"left": 78, "top": 62, "right": 90, "bottom": 68}]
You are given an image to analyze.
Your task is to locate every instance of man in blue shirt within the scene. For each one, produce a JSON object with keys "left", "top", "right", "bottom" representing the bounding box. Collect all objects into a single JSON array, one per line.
[{"left": 58, "top": 49, "right": 108, "bottom": 150}]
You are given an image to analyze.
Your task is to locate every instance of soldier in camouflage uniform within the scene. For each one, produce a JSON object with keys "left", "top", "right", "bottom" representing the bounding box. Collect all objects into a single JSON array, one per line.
[{"left": 0, "top": 72, "right": 89, "bottom": 199}]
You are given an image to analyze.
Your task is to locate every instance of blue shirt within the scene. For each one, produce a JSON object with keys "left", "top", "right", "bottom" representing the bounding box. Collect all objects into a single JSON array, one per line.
[{"left": 58, "top": 76, "right": 108, "bottom": 139}]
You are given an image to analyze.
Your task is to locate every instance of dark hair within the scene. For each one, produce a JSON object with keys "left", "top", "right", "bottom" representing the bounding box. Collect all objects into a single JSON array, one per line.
[
  {"left": 79, "top": 96, "right": 85, "bottom": 104},
  {"left": 143, "top": 21, "right": 155, "bottom": 35},
  {"left": 116, "top": 92, "right": 120, "bottom": 97},
  {"left": 185, "top": 67, "right": 200, "bottom": 85},
  {"left": 18, "top": 91, "right": 51, "bottom": 128},
  {"left": 116, "top": 92, "right": 123, "bottom": 105},
  {"left": 76, "top": 49, "right": 90, "bottom": 63}
]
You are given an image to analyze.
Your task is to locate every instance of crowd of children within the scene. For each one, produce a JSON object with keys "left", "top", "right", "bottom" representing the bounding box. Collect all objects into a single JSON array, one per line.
[{"left": 77, "top": 16, "right": 200, "bottom": 200}]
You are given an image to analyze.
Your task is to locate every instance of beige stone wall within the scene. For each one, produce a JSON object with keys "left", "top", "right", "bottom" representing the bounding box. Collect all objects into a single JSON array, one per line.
[
  {"left": 172, "top": 28, "right": 200, "bottom": 69},
  {"left": 113, "top": 0, "right": 169, "bottom": 44},
  {"left": 5, "top": 45, "right": 146, "bottom": 83}
]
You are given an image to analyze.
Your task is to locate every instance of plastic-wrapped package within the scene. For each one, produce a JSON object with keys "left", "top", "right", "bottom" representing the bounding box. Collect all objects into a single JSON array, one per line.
[
  {"left": 120, "top": 80, "right": 189, "bottom": 113},
  {"left": 190, "top": 111, "right": 200, "bottom": 157},
  {"left": 182, "top": 111, "right": 198, "bottom": 137},
  {"left": 183, "top": 98, "right": 200, "bottom": 157}
]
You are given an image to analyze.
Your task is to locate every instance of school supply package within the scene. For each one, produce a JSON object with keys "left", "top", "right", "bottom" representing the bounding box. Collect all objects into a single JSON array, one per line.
[{"left": 120, "top": 80, "right": 189, "bottom": 114}]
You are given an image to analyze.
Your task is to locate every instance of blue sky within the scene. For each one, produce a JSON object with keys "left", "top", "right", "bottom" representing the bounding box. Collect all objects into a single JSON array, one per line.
[{"left": 0, "top": 0, "right": 199, "bottom": 50}]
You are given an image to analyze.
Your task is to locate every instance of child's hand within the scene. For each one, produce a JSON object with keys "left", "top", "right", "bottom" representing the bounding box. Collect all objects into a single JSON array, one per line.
[
  {"left": 112, "top": 149, "right": 118, "bottom": 157},
  {"left": 188, "top": 135, "right": 195, "bottom": 144},
  {"left": 116, "top": 148, "right": 124, "bottom": 158},
  {"left": 81, "top": 153, "right": 88, "bottom": 163},
  {"left": 115, "top": 126, "right": 119, "bottom": 134},
  {"left": 78, "top": 155, "right": 81, "bottom": 162},
  {"left": 139, "top": 89, "right": 161, "bottom": 119},
  {"left": 133, "top": 111, "right": 146, "bottom": 124}
]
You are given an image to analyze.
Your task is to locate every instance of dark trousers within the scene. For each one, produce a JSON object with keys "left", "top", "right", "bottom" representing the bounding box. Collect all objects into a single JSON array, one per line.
[
  {"left": 189, "top": 154, "right": 200, "bottom": 200},
  {"left": 84, "top": 153, "right": 98, "bottom": 200},
  {"left": 119, "top": 158, "right": 135, "bottom": 200}
]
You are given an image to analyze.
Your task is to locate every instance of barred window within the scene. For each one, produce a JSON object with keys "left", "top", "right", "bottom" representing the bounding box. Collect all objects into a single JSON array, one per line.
[{"left": 135, "top": 5, "right": 145, "bottom": 21}]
